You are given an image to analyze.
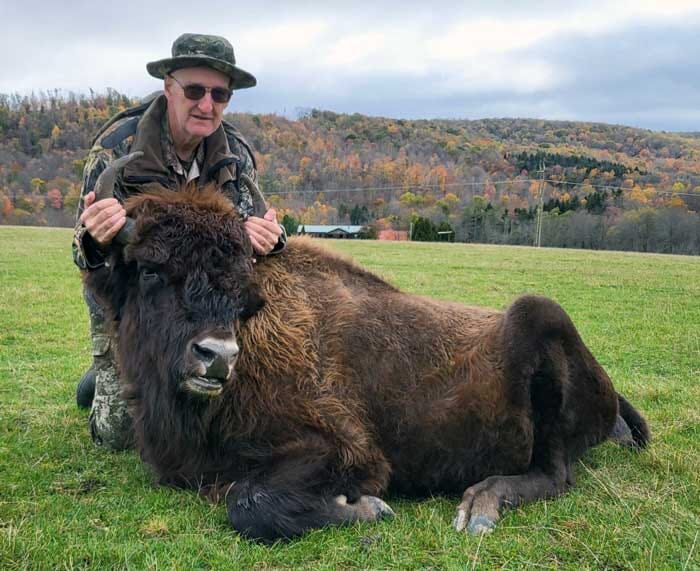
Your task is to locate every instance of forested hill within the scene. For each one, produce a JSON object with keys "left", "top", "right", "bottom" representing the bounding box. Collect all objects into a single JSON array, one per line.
[{"left": 2, "top": 91, "right": 699, "bottom": 254}]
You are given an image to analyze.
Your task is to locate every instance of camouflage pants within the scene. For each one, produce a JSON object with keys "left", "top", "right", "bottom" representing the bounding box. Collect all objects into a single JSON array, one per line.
[{"left": 84, "top": 287, "right": 134, "bottom": 451}]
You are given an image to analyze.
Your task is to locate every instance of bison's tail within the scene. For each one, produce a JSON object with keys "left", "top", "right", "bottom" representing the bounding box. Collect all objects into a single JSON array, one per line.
[{"left": 610, "top": 393, "right": 650, "bottom": 449}]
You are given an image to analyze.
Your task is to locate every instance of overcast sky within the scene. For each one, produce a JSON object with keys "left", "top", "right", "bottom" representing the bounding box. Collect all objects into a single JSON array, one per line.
[{"left": 3, "top": 0, "right": 700, "bottom": 131}]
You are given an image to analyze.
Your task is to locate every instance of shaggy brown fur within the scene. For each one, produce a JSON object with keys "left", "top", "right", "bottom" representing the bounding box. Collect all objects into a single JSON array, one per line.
[{"left": 85, "top": 186, "right": 649, "bottom": 541}]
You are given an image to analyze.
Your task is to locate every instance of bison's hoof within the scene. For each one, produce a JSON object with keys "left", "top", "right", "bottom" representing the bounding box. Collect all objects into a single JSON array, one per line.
[
  {"left": 362, "top": 496, "right": 396, "bottom": 521},
  {"left": 335, "top": 494, "right": 395, "bottom": 522},
  {"left": 467, "top": 515, "right": 496, "bottom": 535},
  {"left": 453, "top": 510, "right": 496, "bottom": 535}
]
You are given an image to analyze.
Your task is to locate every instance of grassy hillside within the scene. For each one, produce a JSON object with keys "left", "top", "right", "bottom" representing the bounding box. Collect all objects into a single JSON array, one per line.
[{"left": 0, "top": 227, "right": 698, "bottom": 569}]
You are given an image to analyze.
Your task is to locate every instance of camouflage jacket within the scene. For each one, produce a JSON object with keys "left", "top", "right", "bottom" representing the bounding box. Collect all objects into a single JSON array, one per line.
[{"left": 73, "top": 93, "right": 284, "bottom": 270}]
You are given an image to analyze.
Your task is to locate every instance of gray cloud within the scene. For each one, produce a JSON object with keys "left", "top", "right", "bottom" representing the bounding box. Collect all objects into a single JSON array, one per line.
[
  {"left": 2, "top": 1, "right": 700, "bottom": 130},
  {"left": 521, "top": 23, "right": 700, "bottom": 129}
]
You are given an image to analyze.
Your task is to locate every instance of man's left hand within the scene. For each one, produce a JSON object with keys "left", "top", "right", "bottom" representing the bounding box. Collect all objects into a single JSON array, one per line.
[{"left": 244, "top": 208, "right": 282, "bottom": 255}]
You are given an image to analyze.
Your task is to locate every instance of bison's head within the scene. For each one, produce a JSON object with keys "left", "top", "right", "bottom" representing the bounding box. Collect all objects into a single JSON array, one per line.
[{"left": 86, "top": 184, "right": 264, "bottom": 400}]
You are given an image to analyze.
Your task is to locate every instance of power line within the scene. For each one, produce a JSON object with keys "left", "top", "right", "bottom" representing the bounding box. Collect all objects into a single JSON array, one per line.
[
  {"left": 273, "top": 179, "right": 522, "bottom": 195},
  {"left": 270, "top": 178, "right": 699, "bottom": 198},
  {"left": 542, "top": 179, "right": 698, "bottom": 197}
]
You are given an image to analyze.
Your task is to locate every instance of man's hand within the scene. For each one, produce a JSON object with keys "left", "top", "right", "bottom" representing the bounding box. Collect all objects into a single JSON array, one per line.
[
  {"left": 244, "top": 208, "right": 282, "bottom": 255},
  {"left": 79, "top": 191, "right": 126, "bottom": 247}
]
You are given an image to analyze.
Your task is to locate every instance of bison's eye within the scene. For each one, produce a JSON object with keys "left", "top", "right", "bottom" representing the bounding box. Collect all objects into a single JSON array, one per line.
[{"left": 139, "top": 267, "right": 163, "bottom": 290}]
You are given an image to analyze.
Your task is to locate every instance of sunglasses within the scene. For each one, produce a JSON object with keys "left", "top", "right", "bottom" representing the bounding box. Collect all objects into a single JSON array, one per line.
[{"left": 168, "top": 74, "right": 232, "bottom": 104}]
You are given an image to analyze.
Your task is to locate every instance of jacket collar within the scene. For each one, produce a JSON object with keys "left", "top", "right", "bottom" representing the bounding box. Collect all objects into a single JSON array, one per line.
[{"left": 123, "top": 94, "right": 236, "bottom": 188}]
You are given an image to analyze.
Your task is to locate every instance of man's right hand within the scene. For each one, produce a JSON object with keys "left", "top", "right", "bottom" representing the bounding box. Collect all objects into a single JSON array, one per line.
[{"left": 79, "top": 191, "right": 126, "bottom": 247}]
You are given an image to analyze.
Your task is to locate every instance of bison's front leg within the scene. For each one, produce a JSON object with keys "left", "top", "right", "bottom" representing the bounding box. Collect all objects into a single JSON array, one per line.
[
  {"left": 226, "top": 436, "right": 393, "bottom": 541},
  {"left": 228, "top": 485, "right": 394, "bottom": 542}
]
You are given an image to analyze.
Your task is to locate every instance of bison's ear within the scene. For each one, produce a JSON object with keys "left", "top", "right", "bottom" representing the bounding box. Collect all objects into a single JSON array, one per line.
[
  {"left": 240, "top": 283, "right": 266, "bottom": 321},
  {"left": 83, "top": 255, "right": 132, "bottom": 322}
]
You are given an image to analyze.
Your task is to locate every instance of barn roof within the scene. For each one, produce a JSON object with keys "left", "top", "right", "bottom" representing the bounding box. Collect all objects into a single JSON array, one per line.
[{"left": 299, "top": 225, "right": 365, "bottom": 234}]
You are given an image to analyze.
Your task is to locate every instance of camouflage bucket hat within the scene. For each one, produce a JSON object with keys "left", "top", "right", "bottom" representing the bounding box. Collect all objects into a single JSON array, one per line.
[{"left": 147, "top": 33, "right": 257, "bottom": 90}]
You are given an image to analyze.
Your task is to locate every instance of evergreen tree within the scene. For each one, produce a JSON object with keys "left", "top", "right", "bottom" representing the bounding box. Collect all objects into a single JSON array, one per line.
[
  {"left": 412, "top": 216, "right": 437, "bottom": 241},
  {"left": 436, "top": 221, "right": 455, "bottom": 242},
  {"left": 281, "top": 214, "right": 299, "bottom": 236}
]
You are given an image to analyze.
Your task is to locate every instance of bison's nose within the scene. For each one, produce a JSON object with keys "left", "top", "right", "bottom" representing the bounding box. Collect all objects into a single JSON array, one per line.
[{"left": 192, "top": 337, "right": 239, "bottom": 380}]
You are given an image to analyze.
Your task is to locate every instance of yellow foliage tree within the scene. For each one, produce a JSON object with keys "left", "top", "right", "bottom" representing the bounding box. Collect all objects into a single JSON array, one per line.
[
  {"left": 672, "top": 181, "right": 686, "bottom": 192},
  {"left": 669, "top": 196, "right": 686, "bottom": 208},
  {"left": 31, "top": 177, "right": 46, "bottom": 194}
]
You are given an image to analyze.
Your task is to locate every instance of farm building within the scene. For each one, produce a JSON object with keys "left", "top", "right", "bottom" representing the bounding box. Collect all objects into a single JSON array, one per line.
[
  {"left": 298, "top": 225, "right": 366, "bottom": 239},
  {"left": 378, "top": 229, "right": 409, "bottom": 241}
]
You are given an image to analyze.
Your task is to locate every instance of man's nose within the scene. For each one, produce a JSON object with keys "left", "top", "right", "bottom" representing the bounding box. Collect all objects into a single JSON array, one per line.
[{"left": 197, "top": 94, "right": 214, "bottom": 113}]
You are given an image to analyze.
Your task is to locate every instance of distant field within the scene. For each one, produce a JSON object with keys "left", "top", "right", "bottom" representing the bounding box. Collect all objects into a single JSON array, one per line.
[{"left": 1, "top": 227, "right": 698, "bottom": 570}]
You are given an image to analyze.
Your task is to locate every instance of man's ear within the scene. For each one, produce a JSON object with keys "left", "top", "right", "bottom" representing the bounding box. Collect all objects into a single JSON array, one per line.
[
  {"left": 240, "top": 283, "right": 266, "bottom": 321},
  {"left": 163, "top": 76, "right": 173, "bottom": 101}
]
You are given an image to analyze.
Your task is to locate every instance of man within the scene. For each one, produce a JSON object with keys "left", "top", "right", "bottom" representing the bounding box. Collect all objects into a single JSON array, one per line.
[{"left": 73, "top": 33, "right": 284, "bottom": 450}]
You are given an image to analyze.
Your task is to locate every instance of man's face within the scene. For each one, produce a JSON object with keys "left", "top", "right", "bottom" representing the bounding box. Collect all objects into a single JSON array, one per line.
[{"left": 164, "top": 67, "right": 231, "bottom": 142}]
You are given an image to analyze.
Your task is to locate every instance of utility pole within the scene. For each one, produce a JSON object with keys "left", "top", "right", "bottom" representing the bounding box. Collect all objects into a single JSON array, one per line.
[{"left": 534, "top": 159, "right": 546, "bottom": 247}]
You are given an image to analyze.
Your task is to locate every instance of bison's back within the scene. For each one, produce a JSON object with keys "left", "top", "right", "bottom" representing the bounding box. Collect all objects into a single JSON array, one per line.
[
  {"left": 255, "top": 237, "right": 505, "bottom": 388},
  {"left": 248, "top": 240, "right": 530, "bottom": 492}
]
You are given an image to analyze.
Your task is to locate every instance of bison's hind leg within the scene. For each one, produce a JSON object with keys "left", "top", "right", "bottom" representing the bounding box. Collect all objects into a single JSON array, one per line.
[
  {"left": 454, "top": 295, "right": 618, "bottom": 534},
  {"left": 454, "top": 465, "right": 572, "bottom": 534},
  {"left": 613, "top": 393, "right": 650, "bottom": 449},
  {"left": 609, "top": 414, "right": 635, "bottom": 447}
]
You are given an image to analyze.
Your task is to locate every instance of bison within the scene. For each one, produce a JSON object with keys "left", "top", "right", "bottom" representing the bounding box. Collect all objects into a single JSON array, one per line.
[{"left": 84, "top": 158, "right": 649, "bottom": 541}]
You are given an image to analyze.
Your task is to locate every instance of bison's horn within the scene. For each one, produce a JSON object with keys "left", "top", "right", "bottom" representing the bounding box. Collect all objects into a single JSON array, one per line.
[
  {"left": 239, "top": 173, "right": 268, "bottom": 218},
  {"left": 93, "top": 151, "right": 143, "bottom": 202},
  {"left": 93, "top": 151, "right": 143, "bottom": 246},
  {"left": 113, "top": 217, "right": 136, "bottom": 246}
]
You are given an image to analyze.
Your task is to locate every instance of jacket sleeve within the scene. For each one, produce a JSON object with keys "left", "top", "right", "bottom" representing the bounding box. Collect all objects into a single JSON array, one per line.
[
  {"left": 224, "top": 123, "right": 287, "bottom": 254},
  {"left": 72, "top": 150, "right": 112, "bottom": 270},
  {"left": 242, "top": 154, "right": 287, "bottom": 255}
]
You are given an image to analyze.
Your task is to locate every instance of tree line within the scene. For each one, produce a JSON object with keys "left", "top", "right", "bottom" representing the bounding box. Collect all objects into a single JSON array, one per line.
[{"left": 1, "top": 91, "right": 699, "bottom": 255}]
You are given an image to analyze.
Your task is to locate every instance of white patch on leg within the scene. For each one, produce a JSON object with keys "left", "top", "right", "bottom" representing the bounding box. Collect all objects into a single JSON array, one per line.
[{"left": 453, "top": 508, "right": 468, "bottom": 532}]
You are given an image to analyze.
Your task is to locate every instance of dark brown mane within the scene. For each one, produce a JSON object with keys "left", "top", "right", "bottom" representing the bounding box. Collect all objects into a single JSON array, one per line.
[{"left": 124, "top": 183, "right": 239, "bottom": 218}]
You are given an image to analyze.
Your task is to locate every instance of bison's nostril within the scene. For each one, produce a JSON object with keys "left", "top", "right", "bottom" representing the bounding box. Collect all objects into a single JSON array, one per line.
[{"left": 192, "top": 343, "right": 217, "bottom": 366}]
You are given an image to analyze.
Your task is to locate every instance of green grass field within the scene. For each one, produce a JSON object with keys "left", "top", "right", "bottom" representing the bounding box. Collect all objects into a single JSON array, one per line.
[{"left": 1, "top": 226, "right": 698, "bottom": 570}]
